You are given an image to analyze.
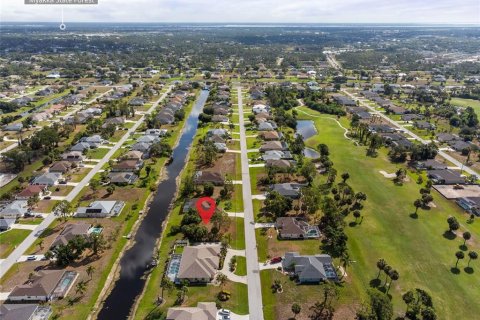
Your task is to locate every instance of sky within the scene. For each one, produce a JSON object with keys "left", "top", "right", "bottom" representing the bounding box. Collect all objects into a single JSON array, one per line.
[{"left": 1, "top": 0, "right": 479, "bottom": 24}]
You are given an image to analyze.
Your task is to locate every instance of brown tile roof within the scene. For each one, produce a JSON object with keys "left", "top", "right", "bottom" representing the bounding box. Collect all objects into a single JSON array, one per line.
[{"left": 177, "top": 244, "right": 220, "bottom": 280}]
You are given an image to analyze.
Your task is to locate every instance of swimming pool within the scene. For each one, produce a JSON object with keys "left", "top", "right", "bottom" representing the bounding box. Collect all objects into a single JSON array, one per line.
[
  {"left": 89, "top": 227, "right": 103, "bottom": 234},
  {"left": 166, "top": 254, "right": 182, "bottom": 282}
]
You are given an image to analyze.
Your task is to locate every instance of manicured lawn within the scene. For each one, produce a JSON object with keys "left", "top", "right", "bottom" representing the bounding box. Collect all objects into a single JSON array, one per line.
[
  {"left": 247, "top": 136, "right": 262, "bottom": 149},
  {"left": 17, "top": 218, "right": 43, "bottom": 225},
  {"left": 0, "top": 229, "right": 31, "bottom": 258},
  {"left": 296, "top": 107, "right": 480, "bottom": 319},
  {"left": 249, "top": 166, "right": 266, "bottom": 194},
  {"left": 234, "top": 256, "right": 247, "bottom": 276},
  {"left": 86, "top": 148, "right": 110, "bottom": 159},
  {"left": 229, "top": 217, "right": 245, "bottom": 250}
]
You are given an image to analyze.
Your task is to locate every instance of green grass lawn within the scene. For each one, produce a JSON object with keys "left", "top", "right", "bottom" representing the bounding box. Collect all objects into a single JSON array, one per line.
[
  {"left": 17, "top": 218, "right": 43, "bottom": 225},
  {"left": 0, "top": 229, "right": 31, "bottom": 258},
  {"left": 295, "top": 106, "right": 480, "bottom": 319},
  {"left": 229, "top": 217, "right": 245, "bottom": 250},
  {"left": 249, "top": 166, "right": 266, "bottom": 194},
  {"left": 451, "top": 97, "right": 480, "bottom": 114},
  {"left": 234, "top": 256, "right": 247, "bottom": 276},
  {"left": 247, "top": 137, "right": 262, "bottom": 149},
  {"left": 86, "top": 148, "right": 110, "bottom": 159}
]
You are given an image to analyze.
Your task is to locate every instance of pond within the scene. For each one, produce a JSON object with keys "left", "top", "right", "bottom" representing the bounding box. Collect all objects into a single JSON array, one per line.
[
  {"left": 303, "top": 147, "right": 320, "bottom": 159},
  {"left": 295, "top": 120, "right": 317, "bottom": 140}
]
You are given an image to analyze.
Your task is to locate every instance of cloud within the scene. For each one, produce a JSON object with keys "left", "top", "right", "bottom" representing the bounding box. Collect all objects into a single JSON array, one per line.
[{"left": 1, "top": 0, "right": 478, "bottom": 24}]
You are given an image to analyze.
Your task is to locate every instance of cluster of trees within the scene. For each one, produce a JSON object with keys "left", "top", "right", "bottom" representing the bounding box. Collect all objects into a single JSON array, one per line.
[
  {"left": 265, "top": 86, "right": 299, "bottom": 110},
  {"left": 349, "top": 122, "right": 383, "bottom": 156},
  {"left": 85, "top": 118, "right": 116, "bottom": 140},
  {"left": 289, "top": 282, "right": 338, "bottom": 320},
  {"left": 402, "top": 288, "right": 437, "bottom": 320},
  {"left": 412, "top": 181, "right": 434, "bottom": 214},
  {"left": 105, "top": 101, "right": 135, "bottom": 118},
  {"left": 374, "top": 259, "right": 400, "bottom": 294},
  {"left": 304, "top": 91, "right": 347, "bottom": 116},
  {"left": 45, "top": 232, "right": 108, "bottom": 267},
  {"left": 3, "top": 123, "right": 71, "bottom": 172}
]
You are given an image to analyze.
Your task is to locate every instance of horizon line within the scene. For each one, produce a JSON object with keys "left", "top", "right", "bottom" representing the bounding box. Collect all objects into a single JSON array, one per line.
[{"left": 1, "top": 21, "right": 479, "bottom": 26}]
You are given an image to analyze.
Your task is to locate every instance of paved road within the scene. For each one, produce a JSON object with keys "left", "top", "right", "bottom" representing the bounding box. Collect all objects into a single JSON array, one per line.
[
  {"left": 0, "top": 86, "right": 173, "bottom": 279},
  {"left": 342, "top": 90, "right": 480, "bottom": 177},
  {"left": 236, "top": 85, "right": 264, "bottom": 320}
]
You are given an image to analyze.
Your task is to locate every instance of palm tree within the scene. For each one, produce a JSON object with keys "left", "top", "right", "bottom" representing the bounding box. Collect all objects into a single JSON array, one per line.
[
  {"left": 341, "top": 172, "right": 350, "bottom": 184},
  {"left": 339, "top": 251, "right": 350, "bottom": 280},
  {"left": 160, "top": 277, "right": 173, "bottom": 299},
  {"left": 383, "top": 265, "right": 392, "bottom": 286},
  {"left": 455, "top": 251, "right": 465, "bottom": 268},
  {"left": 462, "top": 232, "right": 471, "bottom": 246},
  {"left": 86, "top": 265, "right": 95, "bottom": 280},
  {"left": 353, "top": 210, "right": 361, "bottom": 223},
  {"left": 75, "top": 280, "right": 87, "bottom": 297},
  {"left": 468, "top": 251, "right": 478, "bottom": 268},
  {"left": 291, "top": 303, "right": 301, "bottom": 319},
  {"left": 376, "top": 259, "right": 386, "bottom": 279},
  {"left": 216, "top": 273, "right": 227, "bottom": 290},
  {"left": 386, "top": 270, "right": 399, "bottom": 294},
  {"left": 38, "top": 239, "right": 44, "bottom": 251},
  {"left": 413, "top": 199, "right": 423, "bottom": 214}
]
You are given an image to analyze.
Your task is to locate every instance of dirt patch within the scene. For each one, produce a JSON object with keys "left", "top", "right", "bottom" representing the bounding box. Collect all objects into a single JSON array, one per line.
[
  {"left": 208, "top": 152, "right": 238, "bottom": 177},
  {"left": 49, "top": 185, "right": 74, "bottom": 196},
  {"left": 79, "top": 187, "right": 145, "bottom": 204},
  {"left": 35, "top": 200, "right": 57, "bottom": 213}
]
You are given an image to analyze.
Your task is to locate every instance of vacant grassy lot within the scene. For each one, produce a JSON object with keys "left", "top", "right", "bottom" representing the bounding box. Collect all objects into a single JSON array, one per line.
[
  {"left": 451, "top": 97, "right": 480, "bottom": 114},
  {"left": 234, "top": 256, "right": 247, "bottom": 276},
  {"left": 294, "top": 106, "right": 480, "bottom": 319},
  {"left": 86, "top": 147, "right": 110, "bottom": 159},
  {"left": 0, "top": 229, "right": 31, "bottom": 258}
]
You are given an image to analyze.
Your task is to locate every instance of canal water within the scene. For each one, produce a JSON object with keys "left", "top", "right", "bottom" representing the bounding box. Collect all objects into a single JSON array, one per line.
[
  {"left": 97, "top": 89, "right": 209, "bottom": 319},
  {"left": 295, "top": 120, "right": 321, "bottom": 159}
]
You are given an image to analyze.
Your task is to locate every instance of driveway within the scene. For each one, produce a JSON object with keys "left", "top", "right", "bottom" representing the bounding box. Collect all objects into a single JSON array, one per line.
[{"left": 220, "top": 249, "right": 247, "bottom": 284}]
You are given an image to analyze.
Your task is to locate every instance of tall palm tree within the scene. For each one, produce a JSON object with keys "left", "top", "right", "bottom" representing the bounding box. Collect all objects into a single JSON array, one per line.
[
  {"left": 376, "top": 259, "right": 386, "bottom": 279},
  {"left": 462, "top": 232, "right": 471, "bottom": 246},
  {"left": 86, "top": 265, "right": 95, "bottom": 280},
  {"left": 386, "top": 270, "right": 399, "bottom": 294},
  {"left": 455, "top": 251, "right": 465, "bottom": 268},
  {"left": 75, "top": 280, "right": 87, "bottom": 297},
  {"left": 468, "top": 251, "right": 478, "bottom": 268},
  {"left": 291, "top": 303, "right": 301, "bottom": 319},
  {"left": 383, "top": 265, "right": 392, "bottom": 286}
]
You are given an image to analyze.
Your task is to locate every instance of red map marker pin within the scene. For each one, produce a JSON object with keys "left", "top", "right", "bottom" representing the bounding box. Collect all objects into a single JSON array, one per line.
[{"left": 195, "top": 197, "right": 216, "bottom": 224}]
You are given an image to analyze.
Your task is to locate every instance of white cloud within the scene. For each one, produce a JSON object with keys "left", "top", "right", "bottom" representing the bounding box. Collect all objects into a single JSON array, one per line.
[{"left": 0, "top": 0, "right": 478, "bottom": 24}]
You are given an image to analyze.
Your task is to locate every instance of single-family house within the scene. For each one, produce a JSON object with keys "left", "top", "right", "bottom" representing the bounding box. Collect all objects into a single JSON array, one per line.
[
  {"left": 76, "top": 201, "right": 125, "bottom": 218},
  {"left": 70, "top": 142, "right": 91, "bottom": 152},
  {"left": 437, "top": 133, "right": 460, "bottom": 143},
  {"left": 111, "top": 159, "right": 143, "bottom": 172},
  {"left": 265, "top": 159, "right": 293, "bottom": 169},
  {"left": 49, "top": 161, "right": 72, "bottom": 174},
  {"left": 258, "top": 122, "right": 276, "bottom": 131},
  {"left": 414, "top": 121, "right": 435, "bottom": 130},
  {"left": 282, "top": 252, "right": 337, "bottom": 283},
  {"left": 62, "top": 151, "right": 85, "bottom": 162},
  {"left": 276, "top": 217, "right": 320, "bottom": 239},
  {"left": 15, "top": 185, "right": 47, "bottom": 200},
  {"left": 51, "top": 223, "right": 91, "bottom": 247},
  {"left": 415, "top": 159, "right": 448, "bottom": 170},
  {"left": 332, "top": 94, "right": 356, "bottom": 106},
  {"left": 31, "top": 172, "right": 61, "bottom": 186},
  {"left": 123, "top": 150, "right": 144, "bottom": 160},
  {"left": 194, "top": 171, "right": 224, "bottom": 186},
  {"left": 176, "top": 244, "right": 221, "bottom": 283},
  {"left": 270, "top": 183, "right": 303, "bottom": 199},
  {"left": 260, "top": 131, "right": 281, "bottom": 141},
  {"left": 259, "top": 141, "right": 287, "bottom": 152},
  {"left": 0, "top": 200, "right": 28, "bottom": 219},
  {"left": 428, "top": 169, "right": 466, "bottom": 185},
  {"left": 262, "top": 150, "right": 294, "bottom": 161},
  {"left": 131, "top": 142, "right": 152, "bottom": 154},
  {"left": 166, "top": 302, "right": 217, "bottom": 320},
  {"left": 0, "top": 218, "right": 16, "bottom": 231},
  {"left": 456, "top": 197, "right": 480, "bottom": 216},
  {"left": 8, "top": 270, "right": 78, "bottom": 302},
  {"left": 0, "top": 304, "right": 51, "bottom": 320},
  {"left": 107, "top": 172, "right": 138, "bottom": 185}
]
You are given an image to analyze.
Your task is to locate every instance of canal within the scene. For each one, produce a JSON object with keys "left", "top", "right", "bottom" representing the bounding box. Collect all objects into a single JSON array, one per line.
[{"left": 97, "top": 89, "right": 209, "bottom": 319}]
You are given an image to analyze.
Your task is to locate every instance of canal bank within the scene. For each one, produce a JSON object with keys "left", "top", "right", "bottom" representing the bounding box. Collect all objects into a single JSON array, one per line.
[{"left": 96, "top": 89, "right": 210, "bottom": 320}]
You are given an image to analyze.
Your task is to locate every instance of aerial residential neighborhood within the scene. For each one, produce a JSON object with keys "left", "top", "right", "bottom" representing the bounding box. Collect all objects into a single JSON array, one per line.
[{"left": 0, "top": 2, "right": 480, "bottom": 320}]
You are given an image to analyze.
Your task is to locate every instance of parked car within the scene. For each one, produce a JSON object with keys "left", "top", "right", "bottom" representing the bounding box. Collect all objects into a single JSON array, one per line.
[
  {"left": 27, "top": 256, "right": 37, "bottom": 261},
  {"left": 220, "top": 309, "right": 231, "bottom": 316},
  {"left": 270, "top": 256, "right": 282, "bottom": 264}
]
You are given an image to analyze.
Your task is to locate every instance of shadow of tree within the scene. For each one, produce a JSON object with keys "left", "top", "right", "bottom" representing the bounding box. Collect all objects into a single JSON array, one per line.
[
  {"left": 443, "top": 231, "right": 456, "bottom": 240},
  {"left": 349, "top": 221, "right": 358, "bottom": 227},
  {"left": 450, "top": 267, "right": 460, "bottom": 274},
  {"left": 464, "top": 267, "right": 474, "bottom": 274},
  {"left": 409, "top": 213, "right": 418, "bottom": 219},
  {"left": 459, "top": 244, "right": 468, "bottom": 251},
  {"left": 369, "top": 278, "right": 381, "bottom": 288}
]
